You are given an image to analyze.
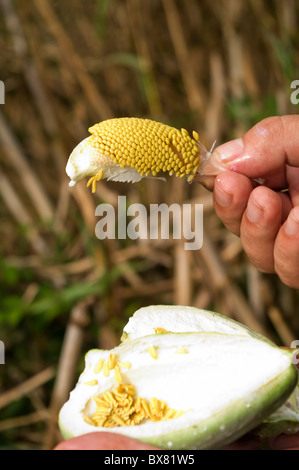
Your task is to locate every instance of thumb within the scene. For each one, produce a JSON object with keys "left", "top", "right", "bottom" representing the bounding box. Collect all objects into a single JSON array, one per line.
[{"left": 208, "top": 115, "right": 299, "bottom": 182}]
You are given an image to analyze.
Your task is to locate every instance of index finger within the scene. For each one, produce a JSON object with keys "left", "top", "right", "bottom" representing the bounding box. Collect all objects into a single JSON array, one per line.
[{"left": 209, "top": 115, "right": 299, "bottom": 188}]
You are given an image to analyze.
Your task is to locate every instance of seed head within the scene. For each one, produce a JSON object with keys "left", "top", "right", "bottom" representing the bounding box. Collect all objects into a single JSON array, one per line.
[{"left": 66, "top": 117, "right": 209, "bottom": 192}]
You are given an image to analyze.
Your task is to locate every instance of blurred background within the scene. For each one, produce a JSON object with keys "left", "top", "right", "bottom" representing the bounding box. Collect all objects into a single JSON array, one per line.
[{"left": 0, "top": 0, "right": 298, "bottom": 449}]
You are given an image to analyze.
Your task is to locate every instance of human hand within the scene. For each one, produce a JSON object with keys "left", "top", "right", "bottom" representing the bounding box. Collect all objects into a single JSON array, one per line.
[
  {"left": 205, "top": 115, "right": 299, "bottom": 289},
  {"left": 54, "top": 431, "right": 159, "bottom": 450},
  {"left": 54, "top": 430, "right": 299, "bottom": 450}
]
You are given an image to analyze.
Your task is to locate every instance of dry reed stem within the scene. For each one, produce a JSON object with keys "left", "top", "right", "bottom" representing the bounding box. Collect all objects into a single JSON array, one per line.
[
  {"left": 205, "top": 52, "right": 225, "bottom": 142},
  {"left": 117, "top": 278, "right": 174, "bottom": 299},
  {"left": 0, "top": 172, "right": 49, "bottom": 255},
  {"left": 127, "top": 0, "right": 162, "bottom": 118},
  {"left": 0, "top": 410, "right": 50, "bottom": 433},
  {"left": 113, "top": 243, "right": 173, "bottom": 268},
  {"left": 247, "top": 265, "right": 264, "bottom": 321},
  {"left": 69, "top": 183, "right": 107, "bottom": 275},
  {"left": 33, "top": 0, "right": 113, "bottom": 120},
  {"left": 0, "top": 0, "right": 58, "bottom": 137},
  {"left": 174, "top": 240, "right": 192, "bottom": 306},
  {"left": 162, "top": 0, "right": 204, "bottom": 118},
  {"left": 267, "top": 306, "right": 296, "bottom": 346},
  {"left": 0, "top": 0, "right": 69, "bottom": 184},
  {"left": 43, "top": 300, "right": 91, "bottom": 449},
  {"left": 192, "top": 287, "right": 212, "bottom": 311},
  {"left": 0, "top": 367, "right": 55, "bottom": 410},
  {"left": 0, "top": 111, "right": 54, "bottom": 221}
]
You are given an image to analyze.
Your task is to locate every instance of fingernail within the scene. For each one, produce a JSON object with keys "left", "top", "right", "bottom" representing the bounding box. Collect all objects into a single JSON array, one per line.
[
  {"left": 214, "top": 178, "right": 233, "bottom": 207},
  {"left": 212, "top": 138, "right": 244, "bottom": 163},
  {"left": 246, "top": 198, "right": 263, "bottom": 223},
  {"left": 285, "top": 208, "right": 299, "bottom": 236}
]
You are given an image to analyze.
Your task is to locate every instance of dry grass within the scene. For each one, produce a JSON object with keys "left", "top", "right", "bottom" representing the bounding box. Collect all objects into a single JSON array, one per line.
[{"left": 0, "top": 0, "right": 298, "bottom": 449}]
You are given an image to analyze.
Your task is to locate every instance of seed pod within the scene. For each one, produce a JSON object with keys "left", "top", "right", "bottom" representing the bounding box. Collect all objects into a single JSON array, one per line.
[
  {"left": 66, "top": 117, "right": 215, "bottom": 192},
  {"left": 59, "top": 306, "right": 297, "bottom": 450}
]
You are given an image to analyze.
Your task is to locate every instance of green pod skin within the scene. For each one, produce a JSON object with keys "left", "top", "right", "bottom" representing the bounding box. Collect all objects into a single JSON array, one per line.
[
  {"left": 59, "top": 331, "right": 298, "bottom": 450},
  {"left": 121, "top": 305, "right": 299, "bottom": 442},
  {"left": 140, "top": 356, "right": 297, "bottom": 450}
]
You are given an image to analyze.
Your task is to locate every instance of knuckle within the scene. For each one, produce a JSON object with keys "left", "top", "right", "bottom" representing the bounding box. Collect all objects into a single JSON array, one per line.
[
  {"left": 240, "top": 228, "right": 274, "bottom": 273},
  {"left": 274, "top": 244, "right": 299, "bottom": 289},
  {"left": 214, "top": 206, "right": 241, "bottom": 237}
]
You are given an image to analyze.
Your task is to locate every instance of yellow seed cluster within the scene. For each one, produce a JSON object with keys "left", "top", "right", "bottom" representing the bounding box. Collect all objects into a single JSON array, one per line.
[
  {"left": 87, "top": 117, "right": 202, "bottom": 182},
  {"left": 92, "top": 354, "right": 131, "bottom": 383},
  {"left": 84, "top": 383, "right": 184, "bottom": 428}
]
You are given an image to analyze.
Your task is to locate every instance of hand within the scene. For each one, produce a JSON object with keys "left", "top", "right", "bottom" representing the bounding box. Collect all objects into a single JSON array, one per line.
[
  {"left": 54, "top": 430, "right": 299, "bottom": 450},
  {"left": 206, "top": 115, "right": 299, "bottom": 289},
  {"left": 54, "top": 431, "right": 159, "bottom": 450}
]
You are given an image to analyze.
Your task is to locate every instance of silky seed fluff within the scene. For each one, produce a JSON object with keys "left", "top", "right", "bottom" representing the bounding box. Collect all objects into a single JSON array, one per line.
[{"left": 87, "top": 117, "right": 202, "bottom": 181}]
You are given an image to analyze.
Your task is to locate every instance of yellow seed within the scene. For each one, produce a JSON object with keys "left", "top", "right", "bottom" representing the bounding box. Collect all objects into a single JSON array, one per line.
[
  {"left": 83, "top": 415, "right": 95, "bottom": 425},
  {"left": 175, "top": 347, "right": 188, "bottom": 354},
  {"left": 192, "top": 130, "right": 200, "bottom": 141},
  {"left": 92, "top": 178, "right": 97, "bottom": 194},
  {"left": 141, "top": 398, "right": 151, "bottom": 416},
  {"left": 153, "top": 327, "right": 169, "bottom": 334},
  {"left": 93, "top": 405, "right": 111, "bottom": 415},
  {"left": 116, "top": 361, "right": 131, "bottom": 369},
  {"left": 111, "top": 414, "right": 126, "bottom": 426},
  {"left": 94, "top": 359, "right": 104, "bottom": 374},
  {"left": 150, "top": 397, "right": 160, "bottom": 416},
  {"left": 181, "top": 128, "right": 189, "bottom": 137},
  {"left": 84, "top": 379, "right": 98, "bottom": 386},
  {"left": 114, "top": 366, "right": 123, "bottom": 384},
  {"left": 93, "top": 396, "right": 109, "bottom": 406},
  {"left": 174, "top": 410, "right": 184, "bottom": 418},
  {"left": 103, "top": 390, "right": 117, "bottom": 404},
  {"left": 148, "top": 345, "right": 158, "bottom": 360},
  {"left": 108, "top": 353, "right": 118, "bottom": 370},
  {"left": 122, "top": 384, "right": 135, "bottom": 396},
  {"left": 165, "top": 410, "right": 175, "bottom": 420},
  {"left": 103, "top": 361, "right": 109, "bottom": 377}
]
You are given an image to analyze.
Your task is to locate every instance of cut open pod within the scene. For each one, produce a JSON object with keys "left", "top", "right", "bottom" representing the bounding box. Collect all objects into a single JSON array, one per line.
[
  {"left": 121, "top": 305, "right": 299, "bottom": 438},
  {"left": 120, "top": 304, "right": 273, "bottom": 343},
  {"left": 59, "top": 306, "right": 297, "bottom": 450}
]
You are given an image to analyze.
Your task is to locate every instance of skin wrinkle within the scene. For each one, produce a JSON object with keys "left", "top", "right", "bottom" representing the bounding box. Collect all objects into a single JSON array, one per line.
[
  {"left": 241, "top": 186, "right": 283, "bottom": 273},
  {"left": 274, "top": 225, "right": 299, "bottom": 288},
  {"left": 240, "top": 223, "right": 274, "bottom": 273},
  {"left": 278, "top": 115, "right": 299, "bottom": 167}
]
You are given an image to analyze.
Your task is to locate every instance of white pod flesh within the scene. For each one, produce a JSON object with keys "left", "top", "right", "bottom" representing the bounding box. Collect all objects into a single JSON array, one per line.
[{"left": 59, "top": 310, "right": 297, "bottom": 450}]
